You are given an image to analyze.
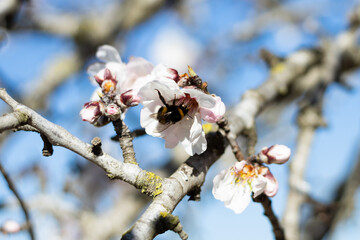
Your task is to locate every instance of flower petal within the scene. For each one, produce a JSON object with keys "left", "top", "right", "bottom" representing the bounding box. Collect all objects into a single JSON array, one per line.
[
  {"left": 182, "top": 88, "right": 216, "bottom": 108},
  {"left": 224, "top": 183, "right": 252, "bottom": 214},
  {"left": 252, "top": 176, "right": 267, "bottom": 198},
  {"left": 96, "top": 45, "right": 122, "bottom": 63},
  {"left": 199, "top": 96, "right": 226, "bottom": 123},
  {"left": 212, "top": 169, "right": 237, "bottom": 202},
  {"left": 138, "top": 80, "right": 183, "bottom": 104},
  {"left": 263, "top": 170, "right": 279, "bottom": 197}
]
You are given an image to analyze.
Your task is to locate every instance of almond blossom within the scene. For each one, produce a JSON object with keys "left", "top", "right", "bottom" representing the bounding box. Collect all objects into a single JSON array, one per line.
[
  {"left": 80, "top": 45, "right": 153, "bottom": 125},
  {"left": 138, "top": 80, "right": 225, "bottom": 156},
  {"left": 212, "top": 160, "right": 279, "bottom": 214},
  {"left": 81, "top": 45, "right": 182, "bottom": 126}
]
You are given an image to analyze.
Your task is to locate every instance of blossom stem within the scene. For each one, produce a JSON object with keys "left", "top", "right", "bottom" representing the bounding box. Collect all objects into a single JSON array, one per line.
[
  {"left": 0, "top": 162, "right": 35, "bottom": 240},
  {"left": 254, "top": 194, "right": 285, "bottom": 240},
  {"left": 217, "top": 117, "right": 245, "bottom": 161},
  {"left": 112, "top": 119, "right": 138, "bottom": 164}
]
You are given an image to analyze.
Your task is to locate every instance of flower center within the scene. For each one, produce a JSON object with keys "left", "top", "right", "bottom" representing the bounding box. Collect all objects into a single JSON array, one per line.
[
  {"left": 102, "top": 80, "right": 116, "bottom": 94},
  {"left": 232, "top": 164, "right": 257, "bottom": 183}
]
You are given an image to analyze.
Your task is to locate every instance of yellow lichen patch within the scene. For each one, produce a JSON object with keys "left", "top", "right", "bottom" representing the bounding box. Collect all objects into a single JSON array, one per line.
[
  {"left": 270, "top": 63, "right": 285, "bottom": 75},
  {"left": 106, "top": 173, "right": 116, "bottom": 180},
  {"left": 160, "top": 211, "right": 168, "bottom": 218},
  {"left": 128, "top": 160, "right": 139, "bottom": 165},
  {"left": 141, "top": 172, "right": 163, "bottom": 198}
]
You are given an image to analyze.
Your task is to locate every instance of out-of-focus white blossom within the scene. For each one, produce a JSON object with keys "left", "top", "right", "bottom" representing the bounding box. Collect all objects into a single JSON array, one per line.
[
  {"left": 212, "top": 161, "right": 279, "bottom": 214},
  {"left": 138, "top": 80, "right": 225, "bottom": 156},
  {"left": 1, "top": 220, "right": 21, "bottom": 234}
]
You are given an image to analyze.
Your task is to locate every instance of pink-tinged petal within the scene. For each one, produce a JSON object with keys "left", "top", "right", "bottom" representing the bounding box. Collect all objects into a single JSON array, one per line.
[
  {"left": 96, "top": 45, "right": 121, "bottom": 63},
  {"left": 224, "top": 184, "right": 252, "bottom": 214},
  {"left": 199, "top": 96, "right": 226, "bottom": 123},
  {"left": 260, "top": 144, "right": 291, "bottom": 164},
  {"left": 2, "top": 220, "right": 21, "bottom": 234},
  {"left": 251, "top": 176, "right": 267, "bottom": 198},
  {"left": 212, "top": 169, "right": 237, "bottom": 202},
  {"left": 182, "top": 88, "right": 215, "bottom": 108},
  {"left": 263, "top": 170, "right": 279, "bottom": 197},
  {"left": 120, "top": 89, "right": 140, "bottom": 107},
  {"left": 103, "top": 68, "right": 113, "bottom": 80},
  {"left": 151, "top": 64, "right": 180, "bottom": 82}
]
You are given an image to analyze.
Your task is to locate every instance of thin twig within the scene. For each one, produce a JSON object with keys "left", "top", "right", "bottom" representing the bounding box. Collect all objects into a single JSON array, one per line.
[
  {"left": 112, "top": 119, "right": 138, "bottom": 164},
  {"left": 217, "top": 117, "right": 245, "bottom": 161},
  {"left": 0, "top": 162, "right": 35, "bottom": 240},
  {"left": 254, "top": 194, "right": 285, "bottom": 240}
]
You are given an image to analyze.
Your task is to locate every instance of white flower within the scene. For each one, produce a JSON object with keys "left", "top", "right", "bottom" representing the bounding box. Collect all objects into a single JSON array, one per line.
[
  {"left": 87, "top": 45, "right": 154, "bottom": 107},
  {"left": 138, "top": 80, "right": 225, "bottom": 156},
  {"left": 212, "top": 161, "right": 279, "bottom": 214}
]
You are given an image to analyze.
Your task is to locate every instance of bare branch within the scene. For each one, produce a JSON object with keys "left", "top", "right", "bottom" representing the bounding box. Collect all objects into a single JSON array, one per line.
[
  {"left": 0, "top": 162, "right": 35, "bottom": 240},
  {"left": 0, "top": 112, "right": 28, "bottom": 133},
  {"left": 0, "top": 88, "right": 162, "bottom": 197}
]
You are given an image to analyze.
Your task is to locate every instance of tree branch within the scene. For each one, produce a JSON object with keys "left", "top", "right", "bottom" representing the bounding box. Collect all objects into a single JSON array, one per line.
[
  {"left": 0, "top": 88, "right": 162, "bottom": 198},
  {"left": 0, "top": 161, "right": 35, "bottom": 240}
]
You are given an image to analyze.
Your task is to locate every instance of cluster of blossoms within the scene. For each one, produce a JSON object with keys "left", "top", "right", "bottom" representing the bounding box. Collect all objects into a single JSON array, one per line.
[
  {"left": 212, "top": 144, "right": 291, "bottom": 214},
  {"left": 80, "top": 45, "right": 225, "bottom": 155}
]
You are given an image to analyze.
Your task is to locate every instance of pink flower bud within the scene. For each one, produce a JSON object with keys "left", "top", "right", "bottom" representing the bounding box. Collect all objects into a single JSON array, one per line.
[
  {"left": 80, "top": 101, "right": 103, "bottom": 124},
  {"left": 259, "top": 144, "right": 291, "bottom": 164},
  {"left": 2, "top": 220, "right": 21, "bottom": 234},
  {"left": 105, "top": 103, "right": 120, "bottom": 120}
]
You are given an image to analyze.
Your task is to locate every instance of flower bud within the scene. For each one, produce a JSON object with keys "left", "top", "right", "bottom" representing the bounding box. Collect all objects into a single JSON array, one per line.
[
  {"left": 259, "top": 144, "right": 291, "bottom": 164},
  {"left": 80, "top": 101, "right": 103, "bottom": 124},
  {"left": 2, "top": 220, "right": 21, "bottom": 234},
  {"left": 105, "top": 103, "right": 120, "bottom": 120}
]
